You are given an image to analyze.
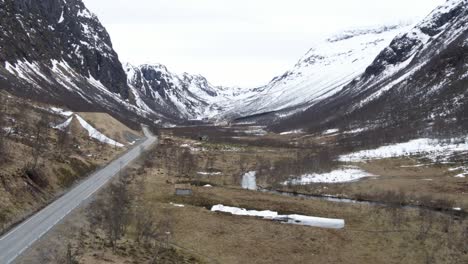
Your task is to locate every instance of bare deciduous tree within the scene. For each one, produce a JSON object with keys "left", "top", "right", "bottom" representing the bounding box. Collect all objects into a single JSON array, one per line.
[
  {"left": 134, "top": 207, "right": 158, "bottom": 245},
  {"left": 204, "top": 154, "right": 215, "bottom": 171},
  {"left": 178, "top": 149, "right": 196, "bottom": 180},
  {"left": 87, "top": 174, "right": 132, "bottom": 252},
  {"left": 56, "top": 125, "right": 71, "bottom": 157},
  {"left": 416, "top": 210, "right": 434, "bottom": 241},
  {"left": 65, "top": 243, "right": 78, "bottom": 264}
]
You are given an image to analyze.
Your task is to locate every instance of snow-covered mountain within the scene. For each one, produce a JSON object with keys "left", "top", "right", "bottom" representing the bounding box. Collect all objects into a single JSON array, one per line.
[
  {"left": 224, "top": 24, "right": 411, "bottom": 119},
  {"left": 275, "top": 0, "right": 468, "bottom": 138},
  {"left": 0, "top": 0, "right": 254, "bottom": 125},
  {"left": 1, "top": 0, "right": 465, "bottom": 137},
  {"left": 0, "top": 0, "right": 158, "bottom": 127},
  {"left": 125, "top": 63, "right": 256, "bottom": 120}
]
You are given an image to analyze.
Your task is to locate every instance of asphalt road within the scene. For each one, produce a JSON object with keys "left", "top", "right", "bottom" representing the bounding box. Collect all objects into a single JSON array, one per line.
[{"left": 0, "top": 126, "right": 157, "bottom": 264}]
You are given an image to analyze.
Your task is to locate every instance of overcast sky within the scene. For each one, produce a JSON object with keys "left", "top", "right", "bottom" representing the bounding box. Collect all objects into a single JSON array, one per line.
[{"left": 83, "top": 0, "right": 443, "bottom": 87}]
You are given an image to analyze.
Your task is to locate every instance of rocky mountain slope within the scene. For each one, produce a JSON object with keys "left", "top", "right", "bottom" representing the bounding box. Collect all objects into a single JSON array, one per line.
[
  {"left": 0, "top": 0, "right": 165, "bottom": 127},
  {"left": 125, "top": 63, "right": 256, "bottom": 121},
  {"left": 0, "top": 0, "right": 256, "bottom": 126},
  {"left": 275, "top": 0, "right": 468, "bottom": 139}
]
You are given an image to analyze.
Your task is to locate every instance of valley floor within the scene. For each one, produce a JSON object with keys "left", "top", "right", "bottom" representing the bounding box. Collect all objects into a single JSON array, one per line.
[{"left": 15, "top": 126, "right": 468, "bottom": 264}]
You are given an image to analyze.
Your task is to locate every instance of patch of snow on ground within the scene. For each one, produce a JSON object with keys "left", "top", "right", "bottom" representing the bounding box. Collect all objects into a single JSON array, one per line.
[
  {"left": 400, "top": 164, "right": 433, "bottom": 168},
  {"left": 283, "top": 167, "right": 374, "bottom": 185},
  {"left": 211, "top": 204, "right": 345, "bottom": 229},
  {"left": 75, "top": 115, "right": 124, "bottom": 147},
  {"left": 197, "top": 172, "right": 222, "bottom": 175},
  {"left": 222, "top": 147, "right": 241, "bottom": 152},
  {"left": 170, "top": 202, "right": 185, "bottom": 208},
  {"left": 449, "top": 166, "right": 468, "bottom": 172},
  {"left": 323, "top": 129, "right": 339, "bottom": 135},
  {"left": 203, "top": 184, "right": 213, "bottom": 188},
  {"left": 280, "top": 129, "right": 304, "bottom": 135},
  {"left": 343, "top": 128, "right": 367, "bottom": 134},
  {"left": 241, "top": 171, "right": 257, "bottom": 190},
  {"left": 50, "top": 107, "right": 74, "bottom": 117},
  {"left": 449, "top": 166, "right": 468, "bottom": 178},
  {"left": 244, "top": 128, "right": 267, "bottom": 136},
  {"left": 53, "top": 116, "right": 73, "bottom": 130},
  {"left": 180, "top": 143, "right": 203, "bottom": 152},
  {"left": 339, "top": 137, "right": 468, "bottom": 162},
  {"left": 2, "top": 127, "right": 14, "bottom": 134}
]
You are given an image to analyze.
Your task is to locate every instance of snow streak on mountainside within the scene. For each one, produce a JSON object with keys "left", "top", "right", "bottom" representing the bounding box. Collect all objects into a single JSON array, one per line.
[
  {"left": 276, "top": 0, "right": 468, "bottom": 138},
  {"left": 125, "top": 63, "right": 257, "bottom": 120},
  {"left": 226, "top": 24, "right": 411, "bottom": 118}
]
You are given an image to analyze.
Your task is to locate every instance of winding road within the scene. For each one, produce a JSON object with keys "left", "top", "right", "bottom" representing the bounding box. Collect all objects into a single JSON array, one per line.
[{"left": 0, "top": 126, "right": 157, "bottom": 264}]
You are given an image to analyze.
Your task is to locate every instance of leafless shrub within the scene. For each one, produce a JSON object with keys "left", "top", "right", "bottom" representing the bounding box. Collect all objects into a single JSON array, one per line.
[
  {"left": 134, "top": 207, "right": 158, "bottom": 246},
  {"left": 204, "top": 154, "right": 216, "bottom": 172},
  {"left": 36, "top": 241, "right": 77, "bottom": 264},
  {"left": 416, "top": 210, "right": 435, "bottom": 241},
  {"left": 65, "top": 243, "right": 78, "bottom": 264},
  {"left": 379, "top": 190, "right": 407, "bottom": 229},
  {"left": 178, "top": 149, "right": 196, "bottom": 180}
]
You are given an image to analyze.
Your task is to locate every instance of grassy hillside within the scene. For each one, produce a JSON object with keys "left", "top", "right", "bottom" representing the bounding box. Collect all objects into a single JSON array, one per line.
[{"left": 0, "top": 91, "right": 142, "bottom": 234}]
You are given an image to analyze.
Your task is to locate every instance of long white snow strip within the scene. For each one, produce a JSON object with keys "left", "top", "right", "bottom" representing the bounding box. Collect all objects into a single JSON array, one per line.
[
  {"left": 50, "top": 107, "right": 74, "bottom": 117},
  {"left": 449, "top": 166, "right": 468, "bottom": 172},
  {"left": 53, "top": 116, "right": 73, "bottom": 130},
  {"left": 211, "top": 205, "right": 345, "bottom": 229},
  {"left": 323, "top": 129, "right": 340, "bottom": 135},
  {"left": 2, "top": 127, "right": 14, "bottom": 134},
  {"left": 241, "top": 171, "right": 257, "bottom": 190},
  {"left": 197, "top": 172, "right": 222, "bottom": 175},
  {"left": 75, "top": 115, "right": 124, "bottom": 147},
  {"left": 343, "top": 128, "right": 367, "bottom": 134},
  {"left": 283, "top": 167, "right": 374, "bottom": 185},
  {"left": 180, "top": 143, "right": 203, "bottom": 152},
  {"left": 58, "top": 10, "right": 64, "bottom": 23},
  {"left": 243, "top": 128, "right": 267, "bottom": 136},
  {"left": 339, "top": 137, "right": 468, "bottom": 162},
  {"left": 170, "top": 202, "right": 185, "bottom": 208},
  {"left": 212, "top": 205, "right": 278, "bottom": 218},
  {"left": 280, "top": 129, "right": 304, "bottom": 135}
]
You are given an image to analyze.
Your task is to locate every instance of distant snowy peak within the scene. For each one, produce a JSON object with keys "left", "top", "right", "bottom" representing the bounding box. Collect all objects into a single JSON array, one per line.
[
  {"left": 125, "top": 63, "right": 218, "bottom": 100},
  {"left": 125, "top": 63, "right": 239, "bottom": 120}
]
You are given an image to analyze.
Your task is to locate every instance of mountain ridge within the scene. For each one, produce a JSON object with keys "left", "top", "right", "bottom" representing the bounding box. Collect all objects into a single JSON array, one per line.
[{"left": 273, "top": 0, "right": 468, "bottom": 139}]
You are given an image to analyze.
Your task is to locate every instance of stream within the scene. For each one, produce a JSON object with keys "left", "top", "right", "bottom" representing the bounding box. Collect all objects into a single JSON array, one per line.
[
  {"left": 239, "top": 172, "right": 465, "bottom": 217},
  {"left": 259, "top": 188, "right": 466, "bottom": 217}
]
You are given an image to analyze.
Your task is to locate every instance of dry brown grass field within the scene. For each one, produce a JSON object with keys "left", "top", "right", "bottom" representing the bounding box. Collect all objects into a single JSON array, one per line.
[{"left": 16, "top": 130, "right": 468, "bottom": 264}]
